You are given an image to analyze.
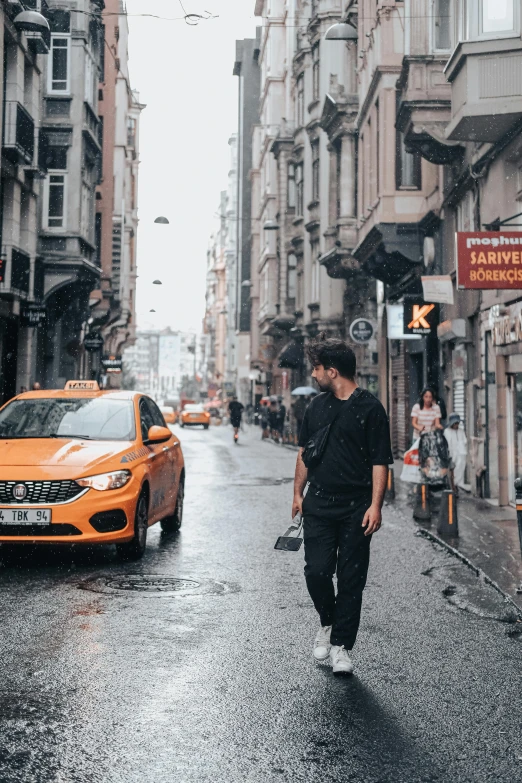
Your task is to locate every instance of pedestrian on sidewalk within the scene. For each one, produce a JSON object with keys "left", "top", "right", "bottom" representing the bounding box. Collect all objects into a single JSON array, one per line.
[
  {"left": 228, "top": 396, "right": 244, "bottom": 444},
  {"left": 268, "top": 397, "right": 280, "bottom": 442},
  {"left": 292, "top": 394, "right": 309, "bottom": 442},
  {"left": 292, "top": 334, "right": 393, "bottom": 675},
  {"left": 411, "top": 388, "right": 443, "bottom": 434},
  {"left": 444, "top": 412, "right": 468, "bottom": 494},
  {"left": 277, "top": 396, "right": 287, "bottom": 441}
]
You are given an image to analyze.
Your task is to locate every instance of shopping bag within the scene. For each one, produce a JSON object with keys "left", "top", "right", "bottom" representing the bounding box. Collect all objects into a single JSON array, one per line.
[{"left": 400, "top": 438, "right": 422, "bottom": 483}]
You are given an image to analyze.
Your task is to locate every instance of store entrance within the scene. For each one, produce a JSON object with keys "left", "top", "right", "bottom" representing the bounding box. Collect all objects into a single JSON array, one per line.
[{"left": 507, "top": 372, "right": 522, "bottom": 504}]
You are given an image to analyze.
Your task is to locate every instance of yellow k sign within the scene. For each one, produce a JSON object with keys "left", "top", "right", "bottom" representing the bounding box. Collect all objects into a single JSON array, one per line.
[{"left": 408, "top": 304, "right": 435, "bottom": 330}]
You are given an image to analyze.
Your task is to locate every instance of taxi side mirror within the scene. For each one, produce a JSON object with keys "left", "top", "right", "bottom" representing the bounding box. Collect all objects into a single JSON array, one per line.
[{"left": 147, "top": 425, "right": 172, "bottom": 443}]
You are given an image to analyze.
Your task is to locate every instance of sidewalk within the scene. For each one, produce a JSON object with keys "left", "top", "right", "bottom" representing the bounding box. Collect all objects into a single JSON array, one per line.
[{"left": 392, "top": 461, "right": 522, "bottom": 613}]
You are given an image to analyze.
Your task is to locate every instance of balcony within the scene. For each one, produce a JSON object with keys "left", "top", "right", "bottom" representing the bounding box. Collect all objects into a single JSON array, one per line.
[
  {"left": 396, "top": 57, "right": 463, "bottom": 165},
  {"left": 445, "top": 38, "right": 522, "bottom": 143},
  {"left": 3, "top": 102, "right": 35, "bottom": 164}
]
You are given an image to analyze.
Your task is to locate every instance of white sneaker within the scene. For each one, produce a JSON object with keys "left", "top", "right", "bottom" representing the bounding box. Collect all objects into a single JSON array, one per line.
[
  {"left": 330, "top": 645, "right": 354, "bottom": 675},
  {"left": 313, "top": 625, "right": 332, "bottom": 661}
]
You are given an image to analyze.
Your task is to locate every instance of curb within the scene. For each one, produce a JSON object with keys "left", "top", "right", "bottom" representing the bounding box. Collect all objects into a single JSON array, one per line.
[
  {"left": 415, "top": 526, "right": 522, "bottom": 620},
  {"left": 262, "top": 439, "right": 299, "bottom": 452}
]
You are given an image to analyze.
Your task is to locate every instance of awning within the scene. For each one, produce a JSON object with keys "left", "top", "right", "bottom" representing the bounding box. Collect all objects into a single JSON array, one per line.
[
  {"left": 278, "top": 341, "right": 303, "bottom": 369},
  {"left": 353, "top": 224, "right": 423, "bottom": 286}
]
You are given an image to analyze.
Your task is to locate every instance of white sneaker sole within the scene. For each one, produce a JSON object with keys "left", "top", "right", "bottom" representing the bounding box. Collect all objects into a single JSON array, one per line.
[{"left": 332, "top": 665, "right": 354, "bottom": 676}]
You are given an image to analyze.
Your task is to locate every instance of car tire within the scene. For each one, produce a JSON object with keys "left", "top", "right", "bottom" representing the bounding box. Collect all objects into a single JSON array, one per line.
[
  {"left": 203, "top": 424, "right": 209, "bottom": 430},
  {"left": 180, "top": 422, "right": 184, "bottom": 428},
  {"left": 116, "top": 491, "right": 148, "bottom": 560},
  {"left": 161, "top": 478, "right": 184, "bottom": 533}
]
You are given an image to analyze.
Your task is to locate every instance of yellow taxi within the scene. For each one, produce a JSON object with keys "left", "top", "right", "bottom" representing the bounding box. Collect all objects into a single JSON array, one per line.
[
  {"left": 0, "top": 381, "right": 185, "bottom": 559},
  {"left": 180, "top": 404, "right": 210, "bottom": 429},
  {"left": 160, "top": 405, "right": 177, "bottom": 425}
]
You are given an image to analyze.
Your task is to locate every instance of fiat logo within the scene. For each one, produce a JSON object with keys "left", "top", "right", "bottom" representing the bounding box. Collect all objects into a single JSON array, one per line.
[{"left": 12, "top": 484, "right": 27, "bottom": 501}]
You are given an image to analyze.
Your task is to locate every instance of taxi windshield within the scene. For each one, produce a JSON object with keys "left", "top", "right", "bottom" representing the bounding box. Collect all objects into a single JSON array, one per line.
[
  {"left": 185, "top": 405, "right": 203, "bottom": 412},
  {"left": 0, "top": 398, "right": 136, "bottom": 441}
]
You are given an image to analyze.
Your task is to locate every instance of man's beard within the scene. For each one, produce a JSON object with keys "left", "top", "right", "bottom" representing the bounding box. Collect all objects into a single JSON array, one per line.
[{"left": 316, "top": 377, "right": 333, "bottom": 392}]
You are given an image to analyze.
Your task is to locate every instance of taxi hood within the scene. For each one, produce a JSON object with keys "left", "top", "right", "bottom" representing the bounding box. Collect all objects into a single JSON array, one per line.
[{"left": 0, "top": 439, "right": 134, "bottom": 470}]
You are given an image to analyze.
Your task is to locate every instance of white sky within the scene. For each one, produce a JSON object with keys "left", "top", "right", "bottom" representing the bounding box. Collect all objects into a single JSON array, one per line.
[{"left": 125, "top": 1, "right": 258, "bottom": 333}]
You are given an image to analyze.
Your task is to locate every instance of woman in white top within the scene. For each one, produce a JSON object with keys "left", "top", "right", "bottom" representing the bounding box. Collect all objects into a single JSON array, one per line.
[{"left": 411, "top": 388, "right": 443, "bottom": 434}]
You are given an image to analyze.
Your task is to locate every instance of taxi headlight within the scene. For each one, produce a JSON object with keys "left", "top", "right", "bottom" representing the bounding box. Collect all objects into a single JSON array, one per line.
[{"left": 76, "top": 470, "right": 131, "bottom": 491}]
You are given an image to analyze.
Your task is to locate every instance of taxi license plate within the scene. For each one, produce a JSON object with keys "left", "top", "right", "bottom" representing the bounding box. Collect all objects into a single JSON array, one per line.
[
  {"left": 0, "top": 508, "right": 51, "bottom": 525},
  {"left": 190, "top": 414, "right": 200, "bottom": 419}
]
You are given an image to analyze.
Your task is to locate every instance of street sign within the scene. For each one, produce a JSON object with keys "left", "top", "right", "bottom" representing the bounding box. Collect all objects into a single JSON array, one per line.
[
  {"left": 421, "top": 275, "right": 454, "bottom": 305},
  {"left": 21, "top": 304, "right": 46, "bottom": 327},
  {"left": 101, "top": 354, "right": 123, "bottom": 373},
  {"left": 403, "top": 301, "right": 439, "bottom": 336},
  {"left": 84, "top": 332, "right": 104, "bottom": 351},
  {"left": 349, "top": 318, "right": 375, "bottom": 344},
  {"left": 386, "top": 304, "right": 421, "bottom": 340},
  {"left": 456, "top": 231, "right": 522, "bottom": 289}
]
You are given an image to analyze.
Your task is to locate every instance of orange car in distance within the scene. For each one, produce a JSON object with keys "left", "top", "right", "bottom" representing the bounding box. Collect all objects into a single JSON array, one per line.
[
  {"left": 160, "top": 405, "right": 177, "bottom": 425},
  {"left": 180, "top": 404, "right": 210, "bottom": 429},
  {"left": 0, "top": 381, "right": 185, "bottom": 559}
]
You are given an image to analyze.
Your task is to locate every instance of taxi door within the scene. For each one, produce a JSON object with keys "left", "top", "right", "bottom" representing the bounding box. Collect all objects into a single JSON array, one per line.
[
  {"left": 146, "top": 397, "right": 181, "bottom": 513},
  {"left": 139, "top": 397, "right": 173, "bottom": 520}
]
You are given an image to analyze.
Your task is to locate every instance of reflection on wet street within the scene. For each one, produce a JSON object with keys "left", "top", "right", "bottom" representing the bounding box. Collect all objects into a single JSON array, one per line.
[{"left": 0, "top": 425, "right": 520, "bottom": 782}]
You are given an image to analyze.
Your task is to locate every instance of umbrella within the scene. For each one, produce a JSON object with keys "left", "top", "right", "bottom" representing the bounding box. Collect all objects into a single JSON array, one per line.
[{"left": 291, "top": 386, "right": 317, "bottom": 396}]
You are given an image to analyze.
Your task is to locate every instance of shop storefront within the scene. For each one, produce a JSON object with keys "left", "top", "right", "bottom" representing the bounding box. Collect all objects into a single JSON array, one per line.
[{"left": 484, "top": 301, "right": 522, "bottom": 505}]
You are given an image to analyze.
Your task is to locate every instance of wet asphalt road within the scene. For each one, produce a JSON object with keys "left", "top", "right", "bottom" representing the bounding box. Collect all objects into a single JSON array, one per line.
[{"left": 0, "top": 424, "right": 521, "bottom": 783}]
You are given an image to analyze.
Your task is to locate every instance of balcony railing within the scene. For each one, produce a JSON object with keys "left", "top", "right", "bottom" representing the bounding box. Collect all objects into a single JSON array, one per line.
[{"left": 3, "top": 101, "right": 35, "bottom": 164}]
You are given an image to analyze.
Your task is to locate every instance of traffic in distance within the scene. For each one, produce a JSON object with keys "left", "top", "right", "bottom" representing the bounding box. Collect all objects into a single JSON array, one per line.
[{"left": 0, "top": 381, "right": 185, "bottom": 559}]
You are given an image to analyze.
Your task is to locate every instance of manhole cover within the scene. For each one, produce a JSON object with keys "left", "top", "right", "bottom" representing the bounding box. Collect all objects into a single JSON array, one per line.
[{"left": 78, "top": 574, "right": 238, "bottom": 597}]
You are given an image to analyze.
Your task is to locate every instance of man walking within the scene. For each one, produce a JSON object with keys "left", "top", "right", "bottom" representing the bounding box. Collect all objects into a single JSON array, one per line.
[
  {"left": 228, "top": 396, "right": 244, "bottom": 444},
  {"left": 292, "top": 335, "right": 393, "bottom": 675}
]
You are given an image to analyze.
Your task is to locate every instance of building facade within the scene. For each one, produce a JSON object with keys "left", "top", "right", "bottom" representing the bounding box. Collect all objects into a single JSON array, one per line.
[
  {"left": 0, "top": 0, "right": 51, "bottom": 401},
  {"left": 0, "top": 0, "right": 140, "bottom": 402}
]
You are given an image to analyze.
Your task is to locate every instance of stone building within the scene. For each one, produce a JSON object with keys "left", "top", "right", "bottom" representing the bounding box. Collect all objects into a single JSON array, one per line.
[{"left": 0, "top": 1, "right": 51, "bottom": 401}]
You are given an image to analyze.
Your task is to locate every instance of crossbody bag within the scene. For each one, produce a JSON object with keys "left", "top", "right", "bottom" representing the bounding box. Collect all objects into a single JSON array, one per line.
[{"left": 301, "top": 388, "right": 362, "bottom": 470}]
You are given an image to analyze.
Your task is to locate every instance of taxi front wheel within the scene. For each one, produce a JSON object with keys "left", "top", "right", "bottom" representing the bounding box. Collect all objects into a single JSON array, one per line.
[{"left": 116, "top": 492, "right": 148, "bottom": 560}]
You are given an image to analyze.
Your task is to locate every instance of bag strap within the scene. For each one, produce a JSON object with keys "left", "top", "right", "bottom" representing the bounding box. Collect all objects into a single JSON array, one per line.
[{"left": 328, "top": 387, "right": 363, "bottom": 431}]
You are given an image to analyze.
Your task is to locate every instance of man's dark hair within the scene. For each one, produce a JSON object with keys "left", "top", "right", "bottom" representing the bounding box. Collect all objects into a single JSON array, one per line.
[{"left": 306, "top": 333, "right": 357, "bottom": 380}]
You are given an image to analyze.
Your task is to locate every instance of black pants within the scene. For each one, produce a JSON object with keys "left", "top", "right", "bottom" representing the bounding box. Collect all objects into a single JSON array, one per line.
[{"left": 303, "top": 486, "right": 372, "bottom": 650}]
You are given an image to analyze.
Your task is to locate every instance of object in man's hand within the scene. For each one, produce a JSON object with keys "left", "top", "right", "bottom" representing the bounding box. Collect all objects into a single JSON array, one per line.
[{"left": 274, "top": 514, "right": 303, "bottom": 551}]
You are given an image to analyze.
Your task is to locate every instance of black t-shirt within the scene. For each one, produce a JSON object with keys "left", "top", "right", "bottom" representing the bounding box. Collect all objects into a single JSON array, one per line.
[
  {"left": 298, "top": 389, "right": 393, "bottom": 495},
  {"left": 229, "top": 401, "right": 244, "bottom": 421}
]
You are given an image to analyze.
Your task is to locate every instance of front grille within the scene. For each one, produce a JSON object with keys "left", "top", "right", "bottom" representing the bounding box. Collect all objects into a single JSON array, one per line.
[
  {"left": 0, "top": 524, "right": 82, "bottom": 537},
  {"left": 0, "top": 481, "right": 85, "bottom": 505}
]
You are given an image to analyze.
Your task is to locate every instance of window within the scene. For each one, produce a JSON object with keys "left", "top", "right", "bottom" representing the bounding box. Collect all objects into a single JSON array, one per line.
[
  {"left": 312, "top": 142, "right": 320, "bottom": 202},
  {"left": 434, "top": 0, "right": 452, "bottom": 50},
  {"left": 295, "top": 163, "right": 304, "bottom": 215},
  {"left": 396, "top": 130, "right": 421, "bottom": 190},
  {"left": 49, "top": 36, "right": 70, "bottom": 94},
  {"left": 127, "top": 117, "right": 137, "bottom": 148},
  {"left": 311, "top": 240, "right": 320, "bottom": 303},
  {"left": 296, "top": 75, "right": 305, "bottom": 128},
  {"left": 456, "top": 190, "right": 475, "bottom": 231},
  {"left": 312, "top": 43, "right": 320, "bottom": 101},
  {"left": 45, "top": 173, "right": 66, "bottom": 229},
  {"left": 288, "top": 162, "right": 296, "bottom": 209},
  {"left": 287, "top": 254, "right": 297, "bottom": 299},
  {"left": 296, "top": 269, "right": 304, "bottom": 311},
  {"left": 336, "top": 143, "right": 342, "bottom": 219},
  {"left": 461, "top": 0, "right": 518, "bottom": 41},
  {"left": 139, "top": 397, "right": 165, "bottom": 440}
]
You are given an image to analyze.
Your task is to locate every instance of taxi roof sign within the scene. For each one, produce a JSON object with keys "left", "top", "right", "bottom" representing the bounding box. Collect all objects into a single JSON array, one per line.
[{"left": 64, "top": 380, "right": 100, "bottom": 391}]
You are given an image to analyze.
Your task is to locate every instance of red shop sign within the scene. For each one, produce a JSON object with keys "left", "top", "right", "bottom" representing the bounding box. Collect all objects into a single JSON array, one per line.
[{"left": 457, "top": 231, "right": 522, "bottom": 289}]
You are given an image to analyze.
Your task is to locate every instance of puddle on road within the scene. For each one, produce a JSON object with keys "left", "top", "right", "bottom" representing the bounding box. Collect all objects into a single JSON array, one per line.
[{"left": 78, "top": 574, "right": 240, "bottom": 598}]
